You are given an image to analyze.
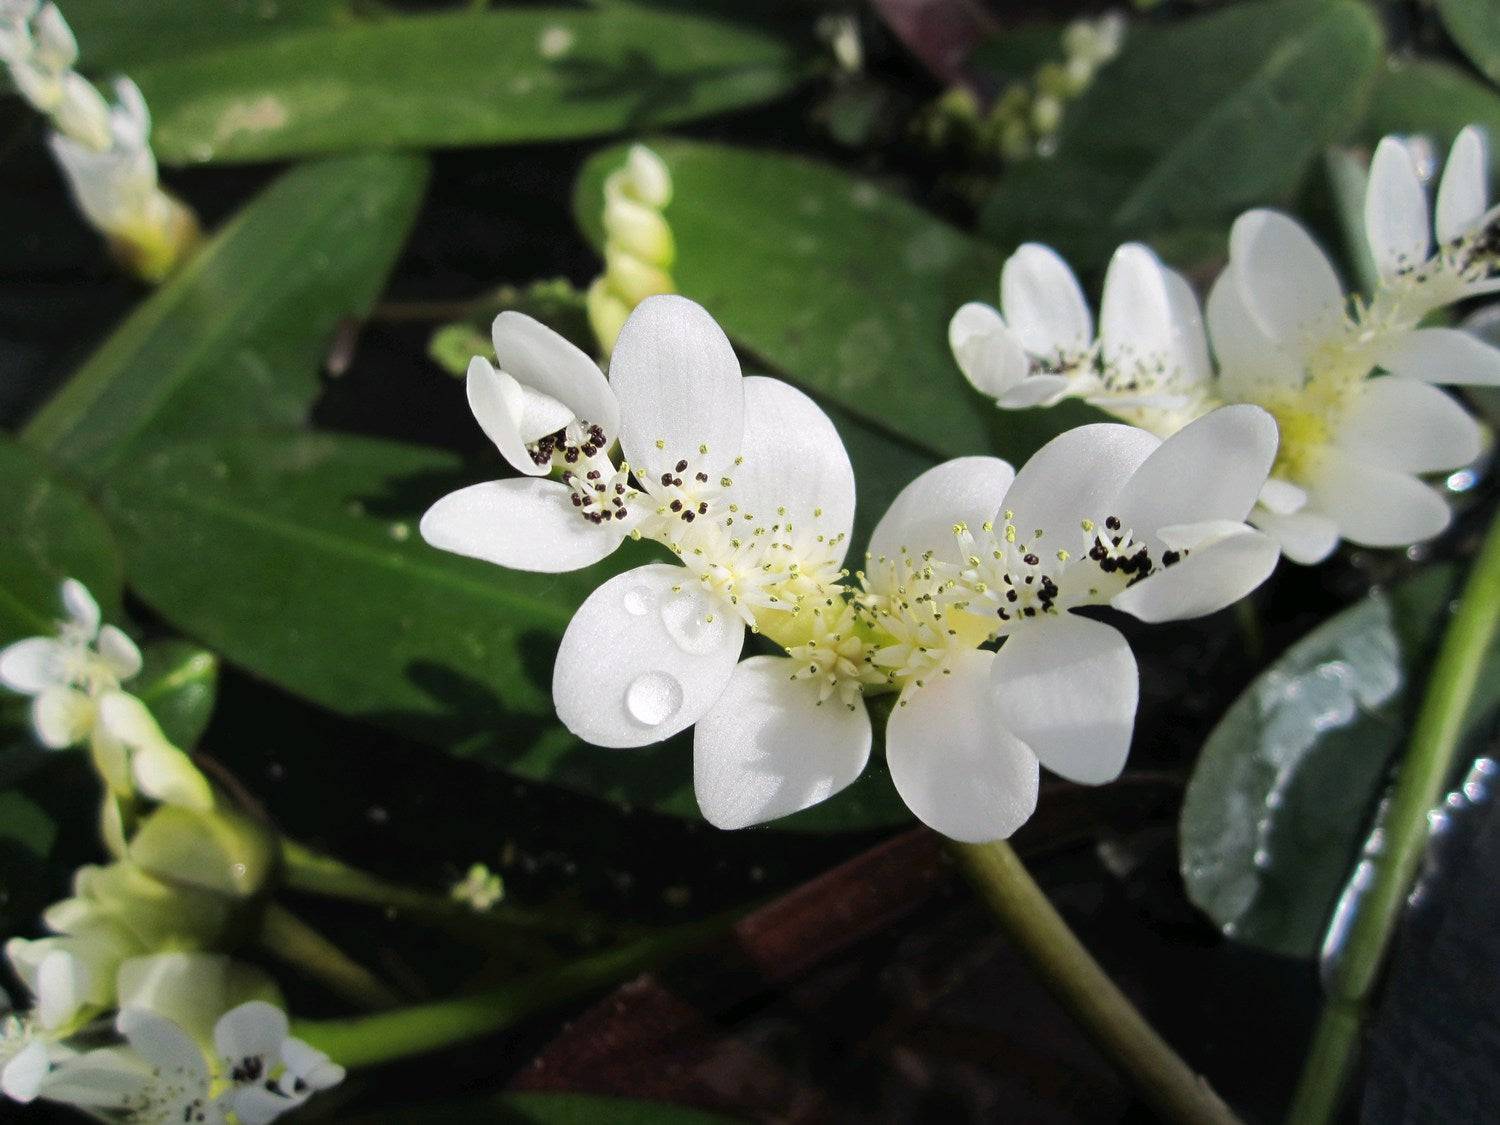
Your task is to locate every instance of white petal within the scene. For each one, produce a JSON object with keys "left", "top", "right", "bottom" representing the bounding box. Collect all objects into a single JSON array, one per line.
[
  {"left": 96, "top": 626, "right": 141, "bottom": 681},
  {"left": 732, "top": 377, "right": 856, "bottom": 562},
  {"left": 609, "top": 295, "right": 744, "bottom": 481},
  {"left": 1, "top": 1040, "right": 50, "bottom": 1102},
  {"left": 1163, "top": 267, "right": 1213, "bottom": 386},
  {"left": 32, "top": 686, "right": 93, "bottom": 748},
  {"left": 466, "top": 357, "right": 548, "bottom": 478},
  {"left": 997, "top": 374, "right": 1073, "bottom": 408},
  {"left": 1366, "top": 137, "right": 1433, "bottom": 281},
  {"left": 420, "top": 478, "right": 628, "bottom": 573},
  {"left": 279, "top": 1038, "right": 344, "bottom": 1091},
  {"left": 118, "top": 1007, "right": 209, "bottom": 1082},
  {"left": 1257, "top": 477, "right": 1308, "bottom": 516},
  {"left": 1114, "top": 405, "right": 1277, "bottom": 536},
  {"left": 1111, "top": 527, "right": 1279, "bottom": 622},
  {"left": 214, "top": 1001, "right": 288, "bottom": 1068},
  {"left": 492, "top": 310, "right": 619, "bottom": 441},
  {"left": 60, "top": 578, "right": 100, "bottom": 637},
  {"left": 1205, "top": 268, "right": 1302, "bottom": 395},
  {"left": 1229, "top": 210, "right": 1345, "bottom": 355},
  {"left": 991, "top": 616, "right": 1137, "bottom": 785},
  {"left": 866, "top": 456, "right": 1015, "bottom": 573},
  {"left": 999, "top": 424, "right": 1159, "bottom": 556},
  {"left": 1337, "top": 378, "right": 1481, "bottom": 473},
  {"left": 1312, "top": 457, "right": 1451, "bottom": 547},
  {"left": 131, "top": 743, "right": 213, "bottom": 812},
  {"left": 552, "top": 564, "right": 743, "bottom": 748},
  {"left": 224, "top": 1086, "right": 297, "bottom": 1125},
  {"left": 1000, "top": 243, "right": 1092, "bottom": 358},
  {"left": 1373, "top": 326, "right": 1500, "bottom": 386},
  {"left": 1436, "top": 126, "right": 1489, "bottom": 245},
  {"left": 34, "top": 1047, "right": 156, "bottom": 1111},
  {"left": 885, "top": 650, "right": 1039, "bottom": 843},
  {"left": 0, "top": 637, "right": 69, "bottom": 694},
  {"left": 692, "top": 656, "right": 871, "bottom": 829},
  {"left": 36, "top": 949, "right": 90, "bottom": 1029},
  {"left": 1252, "top": 507, "right": 1340, "bottom": 565},
  {"left": 949, "top": 302, "right": 1028, "bottom": 400},
  {"left": 1100, "top": 243, "right": 1177, "bottom": 383}
]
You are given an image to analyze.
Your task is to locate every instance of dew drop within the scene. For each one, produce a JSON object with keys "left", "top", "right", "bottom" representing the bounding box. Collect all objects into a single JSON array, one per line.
[
  {"left": 622, "top": 585, "right": 653, "bottom": 617},
  {"left": 625, "top": 671, "right": 682, "bottom": 727}
]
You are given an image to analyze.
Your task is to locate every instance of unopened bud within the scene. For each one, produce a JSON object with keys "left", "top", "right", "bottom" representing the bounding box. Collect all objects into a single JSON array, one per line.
[{"left": 128, "top": 805, "right": 276, "bottom": 899}]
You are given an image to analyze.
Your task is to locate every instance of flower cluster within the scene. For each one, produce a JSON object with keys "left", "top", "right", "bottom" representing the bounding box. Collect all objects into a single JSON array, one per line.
[
  {"left": 0, "top": 580, "right": 211, "bottom": 822},
  {"left": 952, "top": 126, "right": 1500, "bottom": 563},
  {"left": 5, "top": 952, "right": 342, "bottom": 1122},
  {"left": 0, "top": 1, "right": 198, "bottom": 281},
  {"left": 920, "top": 12, "right": 1125, "bottom": 163},
  {"left": 424, "top": 297, "right": 1278, "bottom": 840},
  {"left": 0, "top": 582, "right": 338, "bottom": 1121},
  {"left": 585, "top": 145, "right": 677, "bottom": 355}
]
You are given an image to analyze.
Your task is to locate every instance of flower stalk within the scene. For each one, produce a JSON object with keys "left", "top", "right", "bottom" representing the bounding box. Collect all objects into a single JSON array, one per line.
[
  {"left": 291, "top": 913, "right": 733, "bottom": 1068},
  {"left": 948, "top": 837, "right": 1240, "bottom": 1125},
  {"left": 257, "top": 902, "right": 401, "bottom": 1011},
  {"left": 1285, "top": 508, "right": 1500, "bottom": 1124}
]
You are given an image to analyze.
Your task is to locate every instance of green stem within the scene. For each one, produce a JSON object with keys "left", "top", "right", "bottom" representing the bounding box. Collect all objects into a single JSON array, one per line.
[
  {"left": 291, "top": 914, "right": 730, "bottom": 1068},
  {"left": 949, "top": 839, "right": 1240, "bottom": 1125},
  {"left": 280, "top": 840, "right": 620, "bottom": 947},
  {"left": 258, "top": 902, "right": 401, "bottom": 1010},
  {"left": 1286, "top": 511, "right": 1500, "bottom": 1124}
]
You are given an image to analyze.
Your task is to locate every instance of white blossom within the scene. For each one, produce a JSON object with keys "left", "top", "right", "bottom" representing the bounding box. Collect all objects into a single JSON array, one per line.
[
  {"left": 954, "top": 126, "right": 1500, "bottom": 565},
  {"left": 860, "top": 407, "right": 1278, "bottom": 841},
  {"left": 0, "top": 579, "right": 212, "bottom": 810},
  {"left": 423, "top": 296, "right": 864, "bottom": 828}
]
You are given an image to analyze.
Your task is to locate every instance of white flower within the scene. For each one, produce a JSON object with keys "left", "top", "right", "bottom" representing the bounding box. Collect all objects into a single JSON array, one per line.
[
  {"left": 1206, "top": 127, "right": 1500, "bottom": 563},
  {"left": 950, "top": 241, "right": 1213, "bottom": 435},
  {"left": 0, "top": 579, "right": 212, "bottom": 810},
  {"left": 423, "top": 296, "right": 862, "bottom": 826},
  {"left": 861, "top": 406, "right": 1278, "bottom": 842},
  {"left": 6, "top": 919, "right": 141, "bottom": 1033},
  {"left": 0, "top": 578, "right": 140, "bottom": 749},
  {"left": 37, "top": 955, "right": 341, "bottom": 1124},
  {"left": 0, "top": 1001, "right": 70, "bottom": 1103}
]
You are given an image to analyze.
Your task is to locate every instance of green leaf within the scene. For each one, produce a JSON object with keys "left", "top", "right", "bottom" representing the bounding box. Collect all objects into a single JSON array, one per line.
[
  {"left": 0, "top": 436, "right": 122, "bottom": 645},
  {"left": 65, "top": 0, "right": 352, "bottom": 72},
  {"left": 1180, "top": 566, "right": 1500, "bottom": 959},
  {"left": 134, "top": 641, "right": 219, "bottom": 751},
  {"left": 0, "top": 790, "right": 57, "bottom": 858},
  {"left": 133, "top": 8, "right": 805, "bottom": 165},
  {"left": 1438, "top": 0, "right": 1500, "bottom": 87},
  {"left": 574, "top": 138, "right": 1098, "bottom": 465},
  {"left": 20, "top": 153, "right": 428, "bottom": 487},
  {"left": 1361, "top": 58, "right": 1500, "bottom": 170},
  {"left": 102, "top": 431, "right": 911, "bottom": 831},
  {"left": 982, "top": 0, "right": 1382, "bottom": 270},
  {"left": 346, "top": 1092, "right": 742, "bottom": 1125}
]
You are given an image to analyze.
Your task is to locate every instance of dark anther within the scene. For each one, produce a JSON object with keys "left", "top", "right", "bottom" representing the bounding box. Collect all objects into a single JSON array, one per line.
[
  {"left": 669, "top": 499, "right": 683, "bottom": 512},
  {"left": 1023, "top": 553, "right": 1039, "bottom": 566},
  {"left": 697, "top": 501, "right": 708, "bottom": 514},
  {"left": 586, "top": 469, "right": 600, "bottom": 480},
  {"left": 695, "top": 472, "right": 708, "bottom": 483},
  {"left": 682, "top": 510, "right": 696, "bottom": 522},
  {"left": 660, "top": 472, "right": 674, "bottom": 486},
  {"left": 1162, "top": 550, "right": 1181, "bottom": 567},
  {"left": 675, "top": 459, "right": 688, "bottom": 473}
]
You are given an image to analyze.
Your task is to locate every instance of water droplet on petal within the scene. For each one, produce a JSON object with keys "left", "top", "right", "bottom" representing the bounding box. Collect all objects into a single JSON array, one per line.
[
  {"left": 622, "top": 586, "right": 653, "bottom": 617},
  {"left": 660, "top": 589, "right": 732, "bottom": 655},
  {"left": 625, "top": 671, "right": 682, "bottom": 727}
]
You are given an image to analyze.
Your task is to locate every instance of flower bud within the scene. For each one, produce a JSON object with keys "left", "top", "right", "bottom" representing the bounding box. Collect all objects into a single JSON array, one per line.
[
  {"left": 31, "top": 3, "right": 75, "bottom": 71},
  {"left": 586, "top": 276, "right": 631, "bottom": 357},
  {"left": 604, "top": 192, "right": 675, "bottom": 267},
  {"left": 128, "top": 805, "right": 276, "bottom": 899},
  {"left": 619, "top": 143, "right": 672, "bottom": 209},
  {"left": 604, "top": 245, "right": 674, "bottom": 306}
]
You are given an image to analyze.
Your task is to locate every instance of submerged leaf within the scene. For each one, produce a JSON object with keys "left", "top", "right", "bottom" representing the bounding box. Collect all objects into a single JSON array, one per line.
[
  {"left": 0, "top": 437, "right": 122, "bottom": 645},
  {"left": 21, "top": 153, "right": 428, "bottom": 485},
  {"left": 134, "top": 8, "right": 806, "bottom": 165},
  {"left": 1180, "top": 567, "right": 1500, "bottom": 958}
]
